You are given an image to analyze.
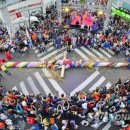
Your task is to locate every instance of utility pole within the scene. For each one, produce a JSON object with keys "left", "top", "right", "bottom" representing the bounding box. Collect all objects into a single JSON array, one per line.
[
  {"left": 57, "top": 0, "right": 62, "bottom": 23},
  {"left": 41, "top": 0, "right": 46, "bottom": 17},
  {"left": 103, "top": 0, "right": 113, "bottom": 32}
]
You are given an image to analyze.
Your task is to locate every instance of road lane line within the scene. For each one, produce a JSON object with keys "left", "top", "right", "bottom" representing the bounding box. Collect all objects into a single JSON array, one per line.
[
  {"left": 90, "top": 48, "right": 108, "bottom": 61},
  {"left": 70, "top": 71, "right": 100, "bottom": 96},
  {"left": 81, "top": 47, "right": 99, "bottom": 60},
  {"left": 102, "top": 122, "right": 111, "bottom": 130},
  {"left": 27, "top": 76, "right": 40, "bottom": 95},
  {"left": 42, "top": 68, "right": 65, "bottom": 95},
  {"left": 89, "top": 76, "right": 105, "bottom": 91},
  {"left": 40, "top": 49, "right": 59, "bottom": 61},
  {"left": 20, "top": 81, "right": 29, "bottom": 95},
  {"left": 37, "top": 46, "right": 54, "bottom": 57},
  {"left": 99, "top": 48, "right": 112, "bottom": 58},
  {"left": 34, "top": 72, "right": 53, "bottom": 96},
  {"left": 74, "top": 48, "right": 89, "bottom": 60}
]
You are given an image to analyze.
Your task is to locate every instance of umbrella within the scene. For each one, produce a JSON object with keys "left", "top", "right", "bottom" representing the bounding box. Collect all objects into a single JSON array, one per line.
[{"left": 0, "top": 122, "right": 5, "bottom": 129}]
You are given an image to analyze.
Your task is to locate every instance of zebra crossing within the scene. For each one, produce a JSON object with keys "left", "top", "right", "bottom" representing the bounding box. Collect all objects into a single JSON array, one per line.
[
  {"left": 12, "top": 43, "right": 115, "bottom": 130},
  {"left": 13, "top": 41, "right": 115, "bottom": 99}
]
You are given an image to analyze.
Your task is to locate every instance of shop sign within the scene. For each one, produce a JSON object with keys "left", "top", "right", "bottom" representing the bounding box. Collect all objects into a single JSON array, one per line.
[{"left": 112, "top": 6, "right": 130, "bottom": 21}]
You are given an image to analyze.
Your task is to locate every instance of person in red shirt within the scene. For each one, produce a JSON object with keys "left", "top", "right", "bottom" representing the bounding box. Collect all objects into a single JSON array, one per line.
[{"left": 4, "top": 50, "right": 13, "bottom": 60}]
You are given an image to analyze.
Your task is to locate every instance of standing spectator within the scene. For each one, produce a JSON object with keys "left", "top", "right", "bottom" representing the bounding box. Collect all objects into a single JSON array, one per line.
[
  {"left": 4, "top": 50, "right": 13, "bottom": 60},
  {"left": 0, "top": 64, "right": 11, "bottom": 75}
]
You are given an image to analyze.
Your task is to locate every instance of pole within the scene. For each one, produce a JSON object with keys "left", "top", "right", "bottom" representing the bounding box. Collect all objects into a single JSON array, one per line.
[
  {"left": 41, "top": 0, "right": 46, "bottom": 17},
  {"left": 103, "top": 0, "right": 113, "bottom": 32},
  {"left": 28, "top": 9, "right": 30, "bottom": 28},
  {"left": 57, "top": 0, "right": 62, "bottom": 23}
]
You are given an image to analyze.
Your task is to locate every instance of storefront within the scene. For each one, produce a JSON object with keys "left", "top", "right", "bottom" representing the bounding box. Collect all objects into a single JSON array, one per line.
[{"left": 112, "top": 6, "right": 130, "bottom": 21}]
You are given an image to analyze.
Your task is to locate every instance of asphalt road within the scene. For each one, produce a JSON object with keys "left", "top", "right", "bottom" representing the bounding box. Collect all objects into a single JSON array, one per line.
[{"left": 1, "top": 45, "right": 130, "bottom": 130}]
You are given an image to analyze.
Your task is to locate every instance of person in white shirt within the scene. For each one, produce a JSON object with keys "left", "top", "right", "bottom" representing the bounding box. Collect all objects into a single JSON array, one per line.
[
  {"left": 71, "top": 36, "right": 77, "bottom": 48},
  {"left": 82, "top": 102, "right": 88, "bottom": 114}
]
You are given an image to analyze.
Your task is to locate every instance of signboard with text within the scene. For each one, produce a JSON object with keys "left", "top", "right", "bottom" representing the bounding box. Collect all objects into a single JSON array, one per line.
[{"left": 112, "top": 6, "right": 130, "bottom": 21}]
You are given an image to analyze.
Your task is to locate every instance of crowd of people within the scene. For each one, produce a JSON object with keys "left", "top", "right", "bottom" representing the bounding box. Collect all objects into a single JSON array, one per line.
[
  {"left": 0, "top": 79, "right": 130, "bottom": 130},
  {"left": 0, "top": 8, "right": 130, "bottom": 59},
  {"left": 0, "top": 2, "right": 130, "bottom": 130}
]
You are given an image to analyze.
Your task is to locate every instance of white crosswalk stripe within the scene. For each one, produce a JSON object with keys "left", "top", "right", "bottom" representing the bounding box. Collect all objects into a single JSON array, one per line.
[
  {"left": 12, "top": 86, "right": 18, "bottom": 91},
  {"left": 37, "top": 46, "right": 54, "bottom": 57},
  {"left": 32, "top": 47, "right": 36, "bottom": 50},
  {"left": 106, "top": 48, "right": 115, "bottom": 55},
  {"left": 81, "top": 46, "right": 99, "bottom": 60},
  {"left": 42, "top": 68, "right": 65, "bottom": 95},
  {"left": 70, "top": 71, "right": 100, "bottom": 96},
  {"left": 27, "top": 76, "right": 40, "bottom": 95},
  {"left": 54, "top": 53, "right": 64, "bottom": 60},
  {"left": 19, "top": 81, "right": 29, "bottom": 95},
  {"left": 35, "top": 49, "right": 39, "bottom": 53},
  {"left": 74, "top": 48, "right": 89, "bottom": 60},
  {"left": 34, "top": 72, "right": 53, "bottom": 96},
  {"left": 90, "top": 48, "right": 108, "bottom": 61},
  {"left": 105, "top": 82, "right": 112, "bottom": 89},
  {"left": 46, "top": 42, "right": 53, "bottom": 47},
  {"left": 102, "top": 122, "right": 111, "bottom": 130},
  {"left": 99, "top": 48, "right": 112, "bottom": 58},
  {"left": 89, "top": 76, "right": 105, "bottom": 91},
  {"left": 40, "top": 49, "right": 59, "bottom": 61}
]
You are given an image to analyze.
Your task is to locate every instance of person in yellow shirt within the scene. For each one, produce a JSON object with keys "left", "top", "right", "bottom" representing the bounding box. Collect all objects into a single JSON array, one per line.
[{"left": 0, "top": 64, "right": 11, "bottom": 75}]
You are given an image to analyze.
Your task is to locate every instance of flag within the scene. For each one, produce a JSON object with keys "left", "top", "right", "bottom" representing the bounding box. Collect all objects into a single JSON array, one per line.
[
  {"left": 26, "top": 27, "right": 31, "bottom": 41},
  {"left": 26, "top": 27, "right": 33, "bottom": 48}
]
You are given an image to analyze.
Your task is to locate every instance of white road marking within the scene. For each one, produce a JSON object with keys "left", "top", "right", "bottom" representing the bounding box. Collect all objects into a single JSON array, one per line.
[
  {"left": 40, "top": 49, "right": 59, "bottom": 61},
  {"left": 27, "top": 76, "right": 40, "bottom": 95},
  {"left": 81, "top": 47, "right": 99, "bottom": 60},
  {"left": 12, "top": 86, "right": 18, "bottom": 91},
  {"left": 74, "top": 48, "right": 89, "bottom": 60},
  {"left": 102, "top": 122, "right": 111, "bottom": 130},
  {"left": 34, "top": 42, "right": 54, "bottom": 54},
  {"left": 70, "top": 71, "right": 100, "bottom": 96},
  {"left": 99, "top": 48, "right": 112, "bottom": 58},
  {"left": 54, "top": 51, "right": 65, "bottom": 60},
  {"left": 89, "top": 76, "right": 105, "bottom": 91},
  {"left": 32, "top": 47, "right": 36, "bottom": 50},
  {"left": 42, "top": 68, "right": 65, "bottom": 95},
  {"left": 35, "top": 49, "right": 38, "bottom": 53},
  {"left": 105, "top": 82, "right": 112, "bottom": 89},
  {"left": 34, "top": 72, "right": 53, "bottom": 96},
  {"left": 37, "top": 46, "right": 54, "bottom": 57},
  {"left": 106, "top": 48, "right": 115, "bottom": 55},
  {"left": 20, "top": 81, "right": 29, "bottom": 95},
  {"left": 90, "top": 48, "right": 108, "bottom": 61},
  {"left": 47, "top": 42, "right": 53, "bottom": 46}
]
